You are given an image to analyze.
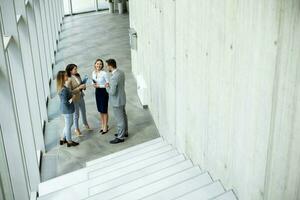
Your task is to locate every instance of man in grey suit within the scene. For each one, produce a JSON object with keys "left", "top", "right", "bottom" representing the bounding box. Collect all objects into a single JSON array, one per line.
[{"left": 105, "top": 59, "right": 128, "bottom": 144}]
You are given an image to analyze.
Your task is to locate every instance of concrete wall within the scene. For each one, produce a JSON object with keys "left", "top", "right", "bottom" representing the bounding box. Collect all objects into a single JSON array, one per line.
[{"left": 129, "top": 0, "right": 300, "bottom": 199}]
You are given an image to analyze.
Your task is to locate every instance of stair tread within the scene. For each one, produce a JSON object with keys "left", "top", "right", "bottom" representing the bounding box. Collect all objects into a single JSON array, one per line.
[
  {"left": 38, "top": 137, "right": 237, "bottom": 200},
  {"left": 212, "top": 190, "right": 237, "bottom": 200},
  {"left": 89, "top": 154, "right": 185, "bottom": 195},
  {"left": 87, "top": 164, "right": 198, "bottom": 200},
  {"left": 112, "top": 171, "right": 210, "bottom": 200},
  {"left": 88, "top": 144, "right": 173, "bottom": 178},
  {"left": 86, "top": 137, "right": 163, "bottom": 166},
  {"left": 175, "top": 181, "right": 225, "bottom": 200},
  {"left": 38, "top": 150, "right": 181, "bottom": 200},
  {"left": 86, "top": 140, "right": 169, "bottom": 172},
  {"left": 142, "top": 172, "right": 213, "bottom": 200},
  {"left": 39, "top": 139, "right": 170, "bottom": 196}
]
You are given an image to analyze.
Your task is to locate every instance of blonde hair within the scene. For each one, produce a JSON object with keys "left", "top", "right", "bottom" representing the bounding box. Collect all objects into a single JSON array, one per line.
[{"left": 56, "top": 71, "right": 66, "bottom": 93}]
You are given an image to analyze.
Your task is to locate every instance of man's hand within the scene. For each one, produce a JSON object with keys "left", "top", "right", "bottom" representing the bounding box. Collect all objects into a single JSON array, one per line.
[{"left": 105, "top": 83, "right": 110, "bottom": 88}]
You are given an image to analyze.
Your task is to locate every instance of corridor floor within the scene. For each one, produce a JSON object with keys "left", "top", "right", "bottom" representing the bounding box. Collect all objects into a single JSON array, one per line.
[{"left": 41, "top": 11, "right": 159, "bottom": 181}]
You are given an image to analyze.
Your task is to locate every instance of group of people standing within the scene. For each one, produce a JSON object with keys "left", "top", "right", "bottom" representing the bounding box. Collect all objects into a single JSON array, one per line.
[{"left": 56, "top": 58, "right": 128, "bottom": 147}]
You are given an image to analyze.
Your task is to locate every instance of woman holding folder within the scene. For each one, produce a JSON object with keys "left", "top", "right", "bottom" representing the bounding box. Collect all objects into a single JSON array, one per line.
[
  {"left": 65, "top": 64, "right": 91, "bottom": 137},
  {"left": 92, "top": 59, "right": 110, "bottom": 134}
]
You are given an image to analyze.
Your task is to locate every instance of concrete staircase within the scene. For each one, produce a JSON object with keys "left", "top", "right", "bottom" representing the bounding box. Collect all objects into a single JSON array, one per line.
[{"left": 38, "top": 137, "right": 237, "bottom": 200}]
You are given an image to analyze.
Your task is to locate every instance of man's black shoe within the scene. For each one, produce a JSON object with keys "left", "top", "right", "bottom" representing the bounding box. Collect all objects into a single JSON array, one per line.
[{"left": 110, "top": 138, "right": 125, "bottom": 144}]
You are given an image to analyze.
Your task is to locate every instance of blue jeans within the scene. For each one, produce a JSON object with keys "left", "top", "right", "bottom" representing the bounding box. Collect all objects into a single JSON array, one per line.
[
  {"left": 74, "top": 96, "right": 88, "bottom": 129},
  {"left": 63, "top": 113, "right": 73, "bottom": 141}
]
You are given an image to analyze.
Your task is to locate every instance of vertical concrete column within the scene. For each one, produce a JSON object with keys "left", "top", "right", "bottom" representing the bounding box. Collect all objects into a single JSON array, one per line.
[
  {"left": 58, "top": 0, "right": 62, "bottom": 18},
  {"left": 48, "top": 0, "right": 57, "bottom": 53},
  {"left": 118, "top": 1, "right": 123, "bottom": 14},
  {"left": 29, "top": 0, "right": 51, "bottom": 102},
  {"left": 59, "top": 0, "right": 65, "bottom": 19},
  {"left": 58, "top": 0, "right": 63, "bottom": 39},
  {"left": 53, "top": 0, "right": 60, "bottom": 41},
  {"left": 40, "top": 0, "right": 55, "bottom": 79},
  {"left": 114, "top": 0, "right": 118, "bottom": 12},
  {"left": 42, "top": 0, "right": 54, "bottom": 64},
  {"left": 0, "top": 23, "right": 31, "bottom": 200},
  {"left": 126, "top": 0, "right": 129, "bottom": 13},
  {"left": 69, "top": 0, "right": 73, "bottom": 15},
  {"left": 0, "top": 0, "right": 40, "bottom": 194},
  {"left": 35, "top": 0, "right": 52, "bottom": 84},
  {"left": 109, "top": 1, "right": 114, "bottom": 13},
  {"left": 0, "top": 127, "right": 14, "bottom": 199},
  {"left": 0, "top": 39, "right": 30, "bottom": 200},
  {"left": 95, "top": 0, "right": 99, "bottom": 11},
  {"left": 52, "top": 0, "right": 59, "bottom": 53},
  {"left": 59, "top": 0, "right": 63, "bottom": 27},
  {"left": 14, "top": 0, "right": 46, "bottom": 153},
  {"left": 0, "top": 44, "right": 30, "bottom": 200},
  {"left": 26, "top": 1, "right": 49, "bottom": 125},
  {"left": 56, "top": 0, "right": 62, "bottom": 31},
  {"left": 59, "top": 0, "right": 64, "bottom": 30}
]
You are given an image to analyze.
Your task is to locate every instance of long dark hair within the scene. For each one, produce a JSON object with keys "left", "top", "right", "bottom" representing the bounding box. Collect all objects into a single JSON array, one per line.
[
  {"left": 65, "top": 64, "right": 77, "bottom": 77},
  {"left": 94, "top": 59, "right": 104, "bottom": 71}
]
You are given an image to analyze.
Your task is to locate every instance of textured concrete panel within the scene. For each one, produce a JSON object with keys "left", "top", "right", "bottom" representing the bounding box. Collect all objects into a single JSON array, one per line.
[{"left": 129, "top": 0, "right": 300, "bottom": 199}]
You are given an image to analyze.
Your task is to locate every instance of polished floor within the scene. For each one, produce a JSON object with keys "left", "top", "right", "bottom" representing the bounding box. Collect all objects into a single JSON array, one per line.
[{"left": 41, "top": 11, "right": 159, "bottom": 181}]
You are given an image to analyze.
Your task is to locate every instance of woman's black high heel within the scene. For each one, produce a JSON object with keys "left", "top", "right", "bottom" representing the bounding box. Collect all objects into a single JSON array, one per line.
[
  {"left": 102, "top": 125, "right": 110, "bottom": 135},
  {"left": 67, "top": 141, "right": 79, "bottom": 147},
  {"left": 60, "top": 139, "right": 67, "bottom": 145}
]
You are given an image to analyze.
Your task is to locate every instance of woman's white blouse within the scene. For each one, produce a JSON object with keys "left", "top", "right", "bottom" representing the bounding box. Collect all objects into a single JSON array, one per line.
[{"left": 92, "top": 70, "right": 109, "bottom": 88}]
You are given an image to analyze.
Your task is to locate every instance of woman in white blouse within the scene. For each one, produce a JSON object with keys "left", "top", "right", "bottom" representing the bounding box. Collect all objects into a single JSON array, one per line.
[{"left": 93, "top": 59, "right": 110, "bottom": 134}]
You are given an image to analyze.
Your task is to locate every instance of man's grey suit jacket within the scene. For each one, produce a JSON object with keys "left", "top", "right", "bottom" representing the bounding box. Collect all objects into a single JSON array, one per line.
[{"left": 106, "top": 69, "right": 126, "bottom": 107}]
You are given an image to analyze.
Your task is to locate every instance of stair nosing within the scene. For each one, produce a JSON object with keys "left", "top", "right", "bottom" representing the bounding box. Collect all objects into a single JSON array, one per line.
[{"left": 208, "top": 190, "right": 238, "bottom": 200}]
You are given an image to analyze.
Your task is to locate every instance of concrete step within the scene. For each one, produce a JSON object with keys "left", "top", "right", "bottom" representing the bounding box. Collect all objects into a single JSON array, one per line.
[
  {"left": 85, "top": 139, "right": 169, "bottom": 171},
  {"left": 38, "top": 137, "right": 238, "bottom": 200},
  {"left": 39, "top": 138, "right": 169, "bottom": 196},
  {"left": 88, "top": 144, "right": 173, "bottom": 178},
  {"left": 175, "top": 181, "right": 225, "bottom": 200},
  {"left": 88, "top": 154, "right": 186, "bottom": 195},
  {"left": 142, "top": 172, "right": 213, "bottom": 200},
  {"left": 112, "top": 171, "right": 210, "bottom": 200},
  {"left": 86, "top": 161, "right": 195, "bottom": 200},
  {"left": 86, "top": 137, "right": 163, "bottom": 166},
  {"left": 212, "top": 190, "right": 237, "bottom": 200},
  {"left": 38, "top": 150, "right": 182, "bottom": 200}
]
